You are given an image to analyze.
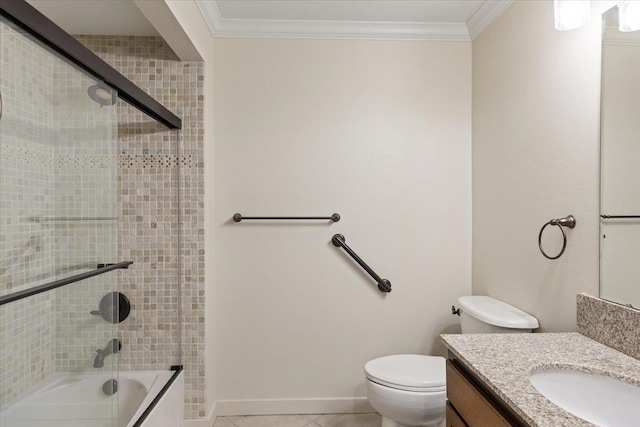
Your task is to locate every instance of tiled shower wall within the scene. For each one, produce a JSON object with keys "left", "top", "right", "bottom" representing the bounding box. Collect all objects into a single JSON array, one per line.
[
  {"left": 51, "top": 59, "right": 118, "bottom": 373},
  {"left": 2, "top": 19, "right": 121, "bottom": 405},
  {"left": 0, "top": 20, "right": 57, "bottom": 406},
  {"left": 1, "top": 20, "right": 118, "bottom": 404},
  {"left": 74, "top": 36, "right": 205, "bottom": 419},
  {"left": 0, "top": 29, "right": 204, "bottom": 418}
]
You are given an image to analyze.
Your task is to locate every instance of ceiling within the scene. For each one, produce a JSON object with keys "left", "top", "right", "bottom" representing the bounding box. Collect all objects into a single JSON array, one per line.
[
  {"left": 26, "top": 0, "right": 159, "bottom": 36},
  {"left": 25, "top": 0, "right": 512, "bottom": 41},
  {"left": 200, "top": 0, "right": 512, "bottom": 41},
  {"left": 215, "top": 1, "right": 485, "bottom": 23}
]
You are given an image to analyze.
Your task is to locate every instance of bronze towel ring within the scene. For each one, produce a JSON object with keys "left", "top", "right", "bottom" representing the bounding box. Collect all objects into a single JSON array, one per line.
[{"left": 538, "top": 215, "right": 576, "bottom": 260}]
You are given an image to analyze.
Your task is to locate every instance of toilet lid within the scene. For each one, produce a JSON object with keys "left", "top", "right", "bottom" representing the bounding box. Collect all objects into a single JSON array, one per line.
[{"left": 364, "top": 354, "right": 446, "bottom": 392}]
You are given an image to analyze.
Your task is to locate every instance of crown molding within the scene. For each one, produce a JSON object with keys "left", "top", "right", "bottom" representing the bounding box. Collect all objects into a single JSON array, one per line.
[
  {"left": 196, "top": 0, "right": 512, "bottom": 42},
  {"left": 466, "top": 0, "right": 513, "bottom": 40},
  {"left": 195, "top": 0, "right": 469, "bottom": 41}
]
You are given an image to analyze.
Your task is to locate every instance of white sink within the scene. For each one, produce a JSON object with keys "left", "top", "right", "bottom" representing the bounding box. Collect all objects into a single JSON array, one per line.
[{"left": 529, "top": 368, "right": 640, "bottom": 426}]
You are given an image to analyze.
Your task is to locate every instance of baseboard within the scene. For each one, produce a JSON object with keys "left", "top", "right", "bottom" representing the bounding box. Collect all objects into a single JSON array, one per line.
[
  {"left": 214, "top": 397, "right": 374, "bottom": 416},
  {"left": 184, "top": 402, "right": 217, "bottom": 427},
  {"left": 184, "top": 398, "right": 374, "bottom": 425},
  {"left": 184, "top": 419, "right": 213, "bottom": 427}
]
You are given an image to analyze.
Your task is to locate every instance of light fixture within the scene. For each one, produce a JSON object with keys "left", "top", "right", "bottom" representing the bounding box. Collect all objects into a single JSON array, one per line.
[
  {"left": 618, "top": 1, "right": 640, "bottom": 32},
  {"left": 554, "top": 0, "right": 591, "bottom": 30}
]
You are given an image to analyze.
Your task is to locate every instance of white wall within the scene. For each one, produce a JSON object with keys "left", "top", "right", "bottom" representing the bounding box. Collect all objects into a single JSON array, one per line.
[
  {"left": 213, "top": 38, "right": 471, "bottom": 412},
  {"left": 472, "top": 0, "right": 604, "bottom": 332}
]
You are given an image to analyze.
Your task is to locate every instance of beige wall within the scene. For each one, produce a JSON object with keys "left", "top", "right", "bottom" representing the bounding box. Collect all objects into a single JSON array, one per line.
[
  {"left": 472, "top": 0, "right": 604, "bottom": 332},
  {"left": 213, "top": 38, "right": 471, "bottom": 410},
  {"left": 166, "top": 0, "right": 613, "bottom": 417}
]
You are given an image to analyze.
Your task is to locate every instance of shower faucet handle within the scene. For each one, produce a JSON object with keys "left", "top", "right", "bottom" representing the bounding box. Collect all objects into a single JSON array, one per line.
[{"left": 89, "top": 292, "right": 131, "bottom": 323}]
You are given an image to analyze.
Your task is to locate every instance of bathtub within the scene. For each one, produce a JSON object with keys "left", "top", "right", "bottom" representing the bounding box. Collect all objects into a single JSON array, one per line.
[{"left": 0, "top": 370, "right": 184, "bottom": 427}]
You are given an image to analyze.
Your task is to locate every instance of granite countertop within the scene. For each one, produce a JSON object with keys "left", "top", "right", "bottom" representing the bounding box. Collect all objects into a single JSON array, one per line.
[{"left": 441, "top": 332, "right": 640, "bottom": 427}]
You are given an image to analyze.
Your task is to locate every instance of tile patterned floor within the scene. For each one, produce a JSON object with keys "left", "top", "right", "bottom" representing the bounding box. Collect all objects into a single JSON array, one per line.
[{"left": 213, "top": 413, "right": 382, "bottom": 427}]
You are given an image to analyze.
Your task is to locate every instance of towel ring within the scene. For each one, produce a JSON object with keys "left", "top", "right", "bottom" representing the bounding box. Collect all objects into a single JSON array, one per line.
[{"left": 538, "top": 215, "right": 576, "bottom": 260}]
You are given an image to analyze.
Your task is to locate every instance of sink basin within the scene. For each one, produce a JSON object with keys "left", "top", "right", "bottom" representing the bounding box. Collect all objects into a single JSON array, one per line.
[{"left": 530, "top": 369, "right": 640, "bottom": 426}]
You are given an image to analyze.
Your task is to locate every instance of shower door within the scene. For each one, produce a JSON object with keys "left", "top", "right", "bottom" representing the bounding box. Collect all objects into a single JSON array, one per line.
[{"left": 0, "top": 16, "right": 121, "bottom": 427}]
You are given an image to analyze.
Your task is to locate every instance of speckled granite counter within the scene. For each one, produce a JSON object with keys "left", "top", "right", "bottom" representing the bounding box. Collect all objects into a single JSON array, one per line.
[{"left": 441, "top": 333, "right": 640, "bottom": 427}]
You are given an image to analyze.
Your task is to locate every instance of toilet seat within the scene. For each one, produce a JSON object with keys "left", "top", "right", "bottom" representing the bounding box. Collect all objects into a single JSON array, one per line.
[{"left": 364, "top": 354, "right": 445, "bottom": 392}]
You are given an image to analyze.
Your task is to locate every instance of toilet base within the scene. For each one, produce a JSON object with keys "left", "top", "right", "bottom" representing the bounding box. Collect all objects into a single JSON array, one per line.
[{"left": 381, "top": 415, "right": 445, "bottom": 427}]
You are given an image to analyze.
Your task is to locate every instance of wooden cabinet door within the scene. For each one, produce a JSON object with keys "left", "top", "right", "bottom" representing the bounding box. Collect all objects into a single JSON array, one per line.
[
  {"left": 446, "top": 360, "right": 514, "bottom": 427},
  {"left": 446, "top": 402, "right": 468, "bottom": 427}
]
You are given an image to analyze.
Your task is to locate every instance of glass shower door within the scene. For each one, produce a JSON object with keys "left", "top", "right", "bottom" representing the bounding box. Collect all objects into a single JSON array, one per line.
[{"left": 0, "top": 16, "right": 121, "bottom": 427}]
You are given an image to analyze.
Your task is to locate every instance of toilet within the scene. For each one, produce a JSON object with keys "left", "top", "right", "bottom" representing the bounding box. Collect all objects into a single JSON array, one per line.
[{"left": 364, "top": 296, "right": 539, "bottom": 427}]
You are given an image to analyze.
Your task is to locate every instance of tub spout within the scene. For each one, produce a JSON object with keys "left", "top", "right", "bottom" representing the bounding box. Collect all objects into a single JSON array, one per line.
[{"left": 93, "top": 339, "right": 121, "bottom": 368}]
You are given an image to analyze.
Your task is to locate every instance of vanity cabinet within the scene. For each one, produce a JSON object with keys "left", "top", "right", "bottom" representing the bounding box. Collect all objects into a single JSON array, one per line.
[
  {"left": 446, "top": 359, "right": 528, "bottom": 427},
  {"left": 445, "top": 402, "right": 467, "bottom": 427}
]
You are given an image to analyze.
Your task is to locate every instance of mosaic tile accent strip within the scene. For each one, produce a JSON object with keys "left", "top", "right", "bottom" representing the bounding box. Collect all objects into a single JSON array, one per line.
[
  {"left": 0, "top": 143, "right": 55, "bottom": 168},
  {"left": 56, "top": 155, "right": 117, "bottom": 169},
  {"left": 75, "top": 35, "right": 205, "bottom": 419},
  {"left": 50, "top": 154, "right": 195, "bottom": 169},
  {"left": 118, "top": 154, "right": 195, "bottom": 169},
  {"left": 576, "top": 293, "right": 640, "bottom": 360}
]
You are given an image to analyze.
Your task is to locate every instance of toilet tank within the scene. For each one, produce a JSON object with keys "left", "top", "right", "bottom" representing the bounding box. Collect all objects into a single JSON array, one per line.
[{"left": 457, "top": 296, "right": 539, "bottom": 333}]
